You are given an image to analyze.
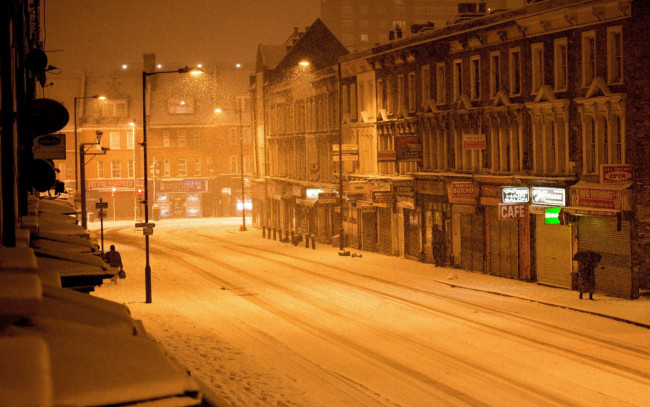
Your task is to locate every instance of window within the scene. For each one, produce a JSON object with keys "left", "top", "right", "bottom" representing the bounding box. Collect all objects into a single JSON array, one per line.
[
  {"left": 97, "top": 161, "right": 104, "bottom": 178},
  {"left": 177, "top": 130, "right": 186, "bottom": 147},
  {"left": 342, "top": 85, "right": 349, "bottom": 116},
  {"left": 386, "top": 78, "right": 394, "bottom": 114},
  {"left": 229, "top": 155, "right": 238, "bottom": 173},
  {"left": 397, "top": 75, "right": 405, "bottom": 110},
  {"left": 126, "top": 131, "right": 134, "bottom": 149},
  {"left": 229, "top": 128, "right": 238, "bottom": 144},
  {"left": 582, "top": 31, "right": 596, "bottom": 87},
  {"left": 192, "top": 131, "right": 200, "bottom": 146},
  {"left": 452, "top": 59, "right": 462, "bottom": 101},
  {"left": 177, "top": 158, "right": 187, "bottom": 177},
  {"left": 489, "top": 51, "right": 501, "bottom": 97},
  {"left": 163, "top": 158, "right": 170, "bottom": 177},
  {"left": 109, "top": 132, "right": 120, "bottom": 149},
  {"left": 350, "top": 83, "right": 357, "bottom": 120},
  {"left": 162, "top": 130, "right": 170, "bottom": 147},
  {"left": 421, "top": 65, "right": 431, "bottom": 107},
  {"left": 244, "top": 156, "right": 253, "bottom": 173},
  {"left": 127, "top": 160, "right": 134, "bottom": 178},
  {"left": 377, "top": 79, "right": 384, "bottom": 110},
  {"left": 470, "top": 56, "right": 480, "bottom": 100},
  {"left": 168, "top": 98, "right": 195, "bottom": 114},
  {"left": 607, "top": 26, "right": 623, "bottom": 84},
  {"left": 435, "top": 63, "right": 446, "bottom": 105},
  {"left": 360, "top": 34, "right": 369, "bottom": 42},
  {"left": 509, "top": 48, "right": 521, "bottom": 96},
  {"left": 193, "top": 158, "right": 201, "bottom": 176},
  {"left": 554, "top": 38, "right": 568, "bottom": 91},
  {"left": 100, "top": 100, "right": 128, "bottom": 117},
  {"left": 407, "top": 72, "right": 416, "bottom": 112},
  {"left": 111, "top": 161, "right": 121, "bottom": 178},
  {"left": 531, "top": 43, "right": 544, "bottom": 93}
]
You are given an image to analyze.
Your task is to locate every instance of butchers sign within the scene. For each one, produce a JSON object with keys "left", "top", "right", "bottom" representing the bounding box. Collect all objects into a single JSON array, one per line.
[
  {"left": 499, "top": 203, "right": 528, "bottom": 220},
  {"left": 601, "top": 164, "right": 633, "bottom": 184}
]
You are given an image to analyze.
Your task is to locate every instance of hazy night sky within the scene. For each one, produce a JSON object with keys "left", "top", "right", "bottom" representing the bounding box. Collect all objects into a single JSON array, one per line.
[{"left": 42, "top": 0, "right": 321, "bottom": 75}]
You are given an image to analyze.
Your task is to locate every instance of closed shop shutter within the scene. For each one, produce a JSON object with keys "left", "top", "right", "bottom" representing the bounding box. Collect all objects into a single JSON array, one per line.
[
  {"left": 578, "top": 216, "right": 632, "bottom": 298},
  {"left": 536, "top": 215, "right": 573, "bottom": 288},
  {"left": 404, "top": 209, "right": 421, "bottom": 259},
  {"left": 487, "top": 207, "right": 518, "bottom": 278},
  {"left": 377, "top": 207, "right": 392, "bottom": 255},
  {"left": 361, "top": 209, "right": 378, "bottom": 252},
  {"left": 460, "top": 212, "right": 484, "bottom": 272}
]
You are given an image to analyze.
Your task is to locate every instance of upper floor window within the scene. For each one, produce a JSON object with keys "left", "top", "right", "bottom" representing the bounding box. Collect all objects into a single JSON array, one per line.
[
  {"left": 193, "top": 158, "right": 201, "bottom": 176},
  {"left": 554, "top": 38, "right": 568, "bottom": 91},
  {"left": 229, "top": 155, "right": 238, "bottom": 174},
  {"left": 509, "top": 48, "right": 522, "bottom": 96},
  {"left": 163, "top": 158, "right": 170, "bottom": 177},
  {"left": 162, "top": 130, "right": 170, "bottom": 147},
  {"left": 128, "top": 160, "right": 134, "bottom": 178},
  {"left": 397, "top": 74, "right": 405, "bottom": 110},
  {"left": 100, "top": 100, "right": 128, "bottom": 117},
  {"left": 192, "top": 131, "right": 200, "bottom": 146},
  {"left": 97, "top": 161, "right": 104, "bottom": 178},
  {"left": 342, "top": 85, "right": 350, "bottom": 116},
  {"left": 177, "top": 130, "right": 186, "bottom": 147},
  {"left": 470, "top": 56, "right": 480, "bottom": 100},
  {"left": 407, "top": 72, "right": 416, "bottom": 113},
  {"left": 435, "top": 63, "right": 446, "bottom": 105},
  {"left": 177, "top": 158, "right": 187, "bottom": 177},
  {"left": 168, "top": 98, "right": 194, "bottom": 114},
  {"left": 109, "top": 132, "right": 120, "bottom": 149},
  {"left": 377, "top": 79, "right": 385, "bottom": 111},
  {"left": 489, "top": 51, "right": 501, "bottom": 97},
  {"left": 350, "top": 83, "right": 358, "bottom": 120},
  {"left": 126, "top": 131, "right": 134, "bottom": 149},
  {"left": 607, "top": 26, "right": 623, "bottom": 84},
  {"left": 531, "top": 43, "right": 544, "bottom": 93},
  {"left": 452, "top": 59, "right": 462, "bottom": 101},
  {"left": 582, "top": 31, "right": 596, "bottom": 87},
  {"left": 421, "top": 65, "right": 431, "bottom": 107},
  {"left": 110, "top": 161, "right": 121, "bottom": 178}
]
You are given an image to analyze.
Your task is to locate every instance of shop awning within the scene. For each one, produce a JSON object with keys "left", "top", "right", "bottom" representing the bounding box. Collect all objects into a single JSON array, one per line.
[{"left": 560, "top": 206, "right": 622, "bottom": 217}]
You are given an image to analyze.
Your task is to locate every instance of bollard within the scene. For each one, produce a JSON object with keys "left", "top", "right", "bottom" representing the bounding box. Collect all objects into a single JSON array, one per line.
[
  {"left": 290, "top": 230, "right": 294, "bottom": 242},
  {"left": 311, "top": 234, "right": 316, "bottom": 249},
  {"left": 273, "top": 228, "right": 277, "bottom": 240},
  {"left": 262, "top": 227, "right": 266, "bottom": 238},
  {"left": 305, "top": 234, "right": 309, "bottom": 248}
]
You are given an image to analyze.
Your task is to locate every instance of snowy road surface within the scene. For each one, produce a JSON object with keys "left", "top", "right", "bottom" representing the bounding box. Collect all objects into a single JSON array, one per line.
[{"left": 93, "top": 219, "right": 650, "bottom": 407}]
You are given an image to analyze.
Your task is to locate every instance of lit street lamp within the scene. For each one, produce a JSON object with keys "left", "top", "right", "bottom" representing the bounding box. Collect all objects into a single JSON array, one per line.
[
  {"left": 215, "top": 105, "right": 247, "bottom": 232},
  {"left": 142, "top": 66, "right": 202, "bottom": 304}
]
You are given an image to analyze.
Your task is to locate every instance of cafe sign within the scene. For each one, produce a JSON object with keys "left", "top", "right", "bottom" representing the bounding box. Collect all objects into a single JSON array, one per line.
[
  {"left": 531, "top": 187, "right": 566, "bottom": 207},
  {"left": 501, "top": 187, "right": 530, "bottom": 204},
  {"left": 499, "top": 203, "right": 528, "bottom": 219}
]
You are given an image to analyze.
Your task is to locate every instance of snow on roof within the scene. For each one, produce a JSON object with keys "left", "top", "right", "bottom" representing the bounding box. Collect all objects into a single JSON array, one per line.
[
  {"left": 36, "top": 256, "right": 109, "bottom": 279},
  {"left": 0, "top": 337, "right": 53, "bottom": 407},
  {"left": 32, "top": 239, "right": 107, "bottom": 270}
]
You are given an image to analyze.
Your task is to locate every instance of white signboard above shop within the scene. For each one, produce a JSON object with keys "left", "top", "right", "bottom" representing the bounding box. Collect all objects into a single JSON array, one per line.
[
  {"left": 501, "top": 187, "right": 530, "bottom": 204},
  {"left": 531, "top": 187, "right": 566, "bottom": 207}
]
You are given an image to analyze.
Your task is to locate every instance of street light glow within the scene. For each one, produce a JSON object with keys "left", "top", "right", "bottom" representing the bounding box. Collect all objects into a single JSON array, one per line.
[
  {"left": 299, "top": 60, "right": 310, "bottom": 67},
  {"left": 214, "top": 108, "right": 223, "bottom": 114},
  {"left": 98, "top": 96, "right": 107, "bottom": 100},
  {"left": 122, "top": 64, "right": 128, "bottom": 69}
]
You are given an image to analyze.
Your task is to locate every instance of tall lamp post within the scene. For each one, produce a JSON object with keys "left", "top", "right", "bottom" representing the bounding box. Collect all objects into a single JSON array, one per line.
[
  {"left": 80, "top": 131, "right": 108, "bottom": 229},
  {"left": 142, "top": 66, "right": 202, "bottom": 304},
  {"left": 215, "top": 105, "right": 247, "bottom": 231},
  {"left": 73, "top": 95, "right": 105, "bottom": 201}
]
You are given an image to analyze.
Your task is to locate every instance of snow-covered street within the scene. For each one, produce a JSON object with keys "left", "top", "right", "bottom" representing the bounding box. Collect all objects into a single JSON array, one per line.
[{"left": 93, "top": 218, "right": 650, "bottom": 407}]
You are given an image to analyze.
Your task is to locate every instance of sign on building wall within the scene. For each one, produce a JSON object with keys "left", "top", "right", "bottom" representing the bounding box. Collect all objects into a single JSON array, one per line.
[
  {"left": 600, "top": 164, "right": 634, "bottom": 184},
  {"left": 377, "top": 150, "right": 397, "bottom": 162},
  {"left": 333, "top": 144, "right": 359, "bottom": 161},
  {"left": 393, "top": 180, "right": 415, "bottom": 195},
  {"left": 501, "top": 187, "right": 530, "bottom": 203},
  {"left": 531, "top": 187, "right": 566, "bottom": 206},
  {"left": 33, "top": 134, "right": 66, "bottom": 160},
  {"left": 395, "top": 135, "right": 422, "bottom": 161},
  {"left": 447, "top": 182, "right": 479, "bottom": 205},
  {"left": 158, "top": 179, "right": 207, "bottom": 193},
  {"left": 499, "top": 203, "right": 528, "bottom": 219},
  {"left": 462, "top": 134, "right": 486, "bottom": 150},
  {"left": 570, "top": 186, "right": 624, "bottom": 209},
  {"left": 544, "top": 207, "right": 562, "bottom": 224}
]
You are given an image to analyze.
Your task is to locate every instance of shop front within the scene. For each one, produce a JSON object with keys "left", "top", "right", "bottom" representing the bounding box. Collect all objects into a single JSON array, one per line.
[
  {"left": 562, "top": 181, "right": 634, "bottom": 298},
  {"left": 529, "top": 186, "right": 573, "bottom": 289},
  {"left": 155, "top": 179, "right": 208, "bottom": 218},
  {"left": 448, "top": 181, "right": 483, "bottom": 272},
  {"left": 480, "top": 184, "right": 531, "bottom": 280},
  {"left": 416, "top": 179, "right": 450, "bottom": 265}
]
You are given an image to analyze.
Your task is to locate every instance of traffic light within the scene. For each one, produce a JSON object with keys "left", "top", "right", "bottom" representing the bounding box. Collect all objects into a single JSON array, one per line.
[
  {"left": 111, "top": 187, "right": 117, "bottom": 197},
  {"left": 136, "top": 187, "right": 143, "bottom": 197}
]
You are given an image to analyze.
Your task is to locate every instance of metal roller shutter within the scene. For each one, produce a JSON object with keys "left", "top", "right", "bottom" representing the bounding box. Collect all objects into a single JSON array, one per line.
[
  {"left": 536, "top": 215, "right": 573, "bottom": 288},
  {"left": 377, "top": 207, "right": 392, "bottom": 255},
  {"left": 460, "top": 212, "right": 484, "bottom": 272},
  {"left": 578, "top": 217, "right": 632, "bottom": 298},
  {"left": 487, "top": 207, "right": 518, "bottom": 278}
]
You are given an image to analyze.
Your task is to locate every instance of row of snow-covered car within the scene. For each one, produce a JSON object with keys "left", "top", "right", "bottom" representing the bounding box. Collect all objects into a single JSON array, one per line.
[{"left": 0, "top": 196, "right": 216, "bottom": 406}]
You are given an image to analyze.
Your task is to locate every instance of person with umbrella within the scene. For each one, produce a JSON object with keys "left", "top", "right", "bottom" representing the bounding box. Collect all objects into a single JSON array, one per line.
[{"left": 573, "top": 251, "right": 601, "bottom": 300}]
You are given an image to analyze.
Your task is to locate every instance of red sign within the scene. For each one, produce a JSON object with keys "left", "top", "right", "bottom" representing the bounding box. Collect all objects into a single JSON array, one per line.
[
  {"left": 462, "top": 134, "right": 486, "bottom": 150},
  {"left": 601, "top": 164, "right": 633, "bottom": 184},
  {"left": 499, "top": 203, "right": 528, "bottom": 219},
  {"left": 571, "top": 187, "right": 621, "bottom": 209},
  {"left": 447, "top": 182, "right": 479, "bottom": 205}
]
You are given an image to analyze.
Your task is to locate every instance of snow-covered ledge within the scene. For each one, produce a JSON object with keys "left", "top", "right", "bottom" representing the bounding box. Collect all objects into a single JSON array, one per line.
[
  {"left": 0, "top": 337, "right": 53, "bottom": 407},
  {"left": 20, "top": 215, "right": 39, "bottom": 235},
  {"left": 0, "top": 246, "right": 41, "bottom": 325}
]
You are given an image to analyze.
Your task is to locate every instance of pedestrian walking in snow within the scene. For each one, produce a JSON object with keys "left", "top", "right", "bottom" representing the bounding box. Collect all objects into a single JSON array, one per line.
[
  {"left": 573, "top": 251, "right": 601, "bottom": 300},
  {"left": 432, "top": 224, "right": 445, "bottom": 267},
  {"left": 104, "top": 244, "right": 125, "bottom": 283}
]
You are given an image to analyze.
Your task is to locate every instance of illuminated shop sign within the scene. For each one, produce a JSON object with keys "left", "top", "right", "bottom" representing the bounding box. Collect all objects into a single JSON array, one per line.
[
  {"left": 544, "top": 207, "right": 562, "bottom": 225},
  {"left": 306, "top": 188, "right": 324, "bottom": 199},
  {"left": 501, "top": 187, "right": 529, "bottom": 204},
  {"left": 531, "top": 187, "right": 566, "bottom": 207}
]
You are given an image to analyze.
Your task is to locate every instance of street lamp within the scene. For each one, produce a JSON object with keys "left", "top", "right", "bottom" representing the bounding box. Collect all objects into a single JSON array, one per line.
[
  {"left": 79, "top": 131, "right": 109, "bottom": 229},
  {"left": 73, "top": 95, "right": 105, "bottom": 199},
  {"left": 142, "top": 66, "right": 202, "bottom": 304},
  {"left": 215, "top": 105, "right": 247, "bottom": 231}
]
